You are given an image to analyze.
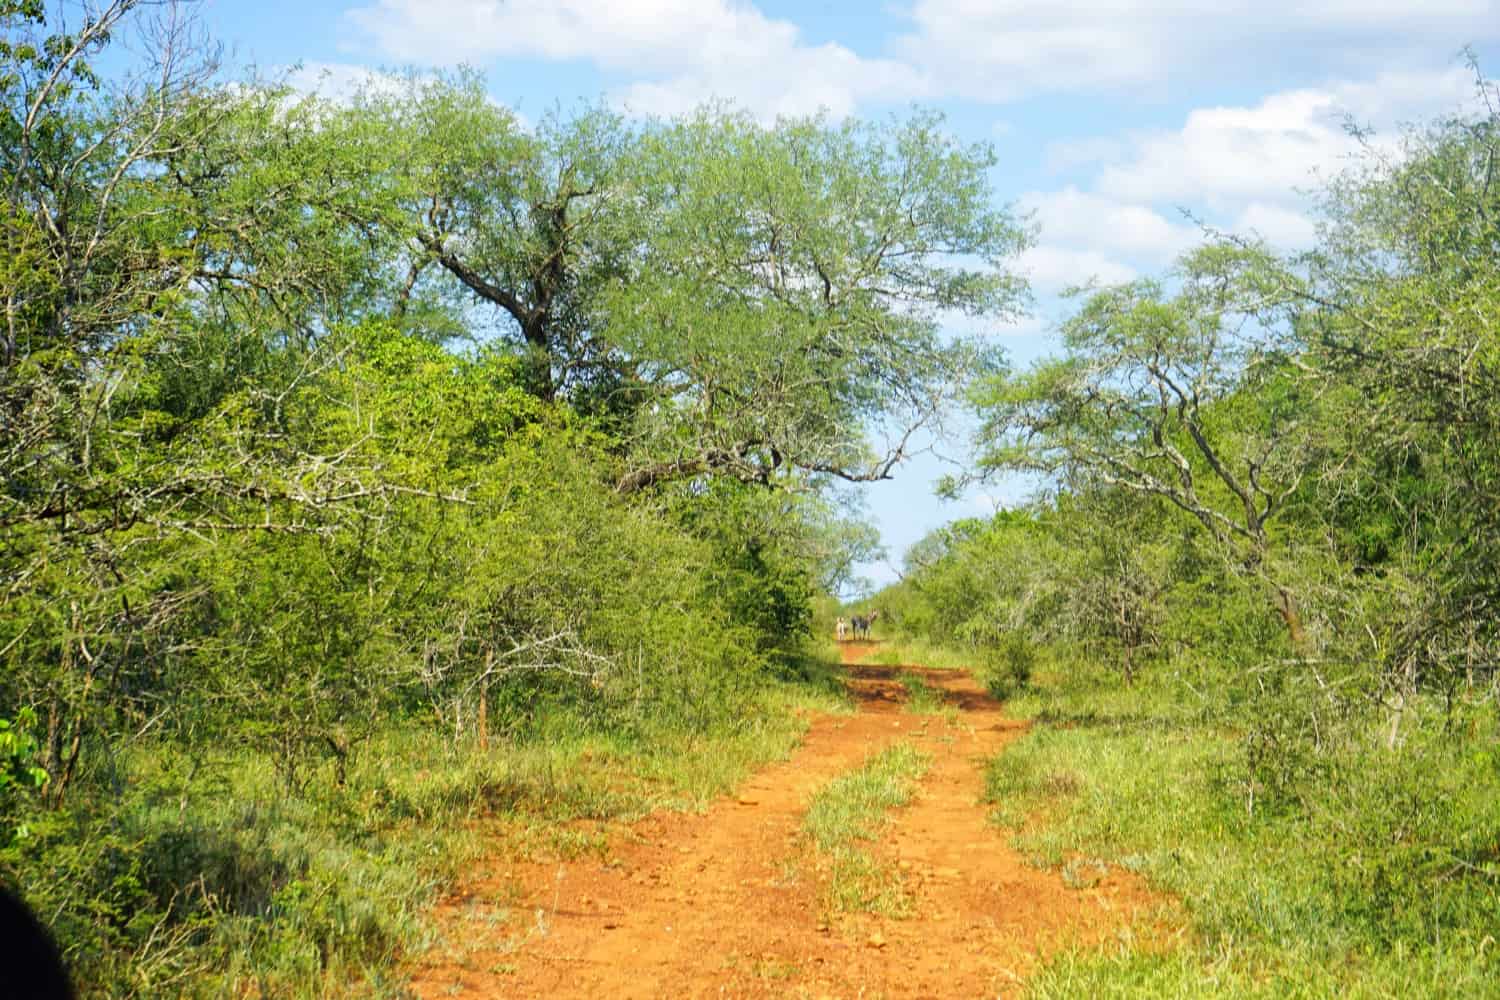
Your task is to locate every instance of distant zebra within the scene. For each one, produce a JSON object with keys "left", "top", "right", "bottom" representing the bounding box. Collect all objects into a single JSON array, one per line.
[{"left": 850, "top": 610, "right": 880, "bottom": 640}]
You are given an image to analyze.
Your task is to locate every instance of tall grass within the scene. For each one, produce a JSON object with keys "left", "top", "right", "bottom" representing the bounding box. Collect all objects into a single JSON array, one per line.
[
  {"left": 984, "top": 650, "right": 1500, "bottom": 998},
  {"left": 6, "top": 658, "right": 851, "bottom": 998}
]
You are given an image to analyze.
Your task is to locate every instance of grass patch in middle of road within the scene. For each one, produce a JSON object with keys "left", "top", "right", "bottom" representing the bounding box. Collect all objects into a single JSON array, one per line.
[
  {"left": 898, "top": 671, "right": 951, "bottom": 715},
  {"left": 802, "top": 742, "right": 930, "bottom": 916},
  {"left": 861, "top": 633, "right": 976, "bottom": 671}
]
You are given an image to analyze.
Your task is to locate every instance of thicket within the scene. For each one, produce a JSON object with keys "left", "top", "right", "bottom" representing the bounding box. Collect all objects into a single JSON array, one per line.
[
  {"left": 885, "top": 70, "right": 1500, "bottom": 993},
  {"left": 0, "top": 1, "right": 1027, "bottom": 994}
]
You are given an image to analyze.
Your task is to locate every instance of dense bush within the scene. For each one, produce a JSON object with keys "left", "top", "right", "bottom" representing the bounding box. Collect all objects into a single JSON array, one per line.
[
  {"left": 881, "top": 71, "right": 1500, "bottom": 995},
  {"left": 0, "top": 3, "right": 1028, "bottom": 993}
]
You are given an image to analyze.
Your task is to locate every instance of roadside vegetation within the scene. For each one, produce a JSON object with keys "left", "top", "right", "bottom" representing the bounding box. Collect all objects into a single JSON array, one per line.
[
  {"left": 0, "top": 1, "right": 1025, "bottom": 994},
  {"left": 863, "top": 637, "right": 976, "bottom": 673},
  {"left": 6, "top": 1, "right": 1499, "bottom": 996},
  {"left": 990, "top": 656, "right": 1500, "bottom": 998},
  {"left": 879, "top": 63, "right": 1500, "bottom": 999}
]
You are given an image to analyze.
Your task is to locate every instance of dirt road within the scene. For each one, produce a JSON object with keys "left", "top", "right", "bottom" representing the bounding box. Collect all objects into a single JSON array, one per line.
[{"left": 410, "top": 643, "right": 1167, "bottom": 998}]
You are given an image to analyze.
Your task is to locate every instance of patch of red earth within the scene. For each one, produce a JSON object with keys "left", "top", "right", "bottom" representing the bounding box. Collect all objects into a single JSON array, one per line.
[{"left": 407, "top": 641, "right": 1175, "bottom": 998}]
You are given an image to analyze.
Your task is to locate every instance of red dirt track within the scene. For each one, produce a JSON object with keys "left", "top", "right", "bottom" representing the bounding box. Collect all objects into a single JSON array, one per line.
[{"left": 409, "top": 641, "right": 1169, "bottom": 998}]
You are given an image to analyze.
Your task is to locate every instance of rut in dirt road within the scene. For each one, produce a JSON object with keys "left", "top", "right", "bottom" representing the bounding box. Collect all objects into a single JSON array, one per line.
[{"left": 410, "top": 643, "right": 1171, "bottom": 998}]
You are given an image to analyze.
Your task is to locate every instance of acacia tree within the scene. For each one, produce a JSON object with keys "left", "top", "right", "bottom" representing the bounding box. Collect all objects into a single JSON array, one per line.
[
  {"left": 0, "top": 1, "right": 441, "bottom": 800},
  {"left": 352, "top": 74, "right": 637, "bottom": 400},
  {"left": 1288, "top": 83, "right": 1500, "bottom": 689},
  {"left": 972, "top": 246, "right": 1325, "bottom": 647},
  {"left": 608, "top": 109, "right": 1026, "bottom": 494},
  {"left": 360, "top": 78, "right": 1030, "bottom": 493}
]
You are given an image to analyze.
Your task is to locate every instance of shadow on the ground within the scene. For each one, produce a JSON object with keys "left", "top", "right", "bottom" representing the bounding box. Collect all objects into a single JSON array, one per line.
[
  {"left": 935, "top": 686, "right": 1001, "bottom": 713},
  {"left": 1033, "top": 708, "right": 1192, "bottom": 731},
  {"left": 839, "top": 663, "right": 909, "bottom": 711}
]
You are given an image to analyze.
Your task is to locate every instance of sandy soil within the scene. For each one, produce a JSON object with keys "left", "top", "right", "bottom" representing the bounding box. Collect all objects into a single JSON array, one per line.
[{"left": 408, "top": 641, "right": 1171, "bottom": 998}]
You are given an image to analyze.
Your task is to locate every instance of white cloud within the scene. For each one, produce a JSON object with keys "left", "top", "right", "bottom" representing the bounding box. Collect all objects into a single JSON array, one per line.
[
  {"left": 345, "top": 0, "right": 929, "bottom": 120},
  {"left": 1019, "top": 245, "right": 1137, "bottom": 294},
  {"left": 1094, "top": 93, "right": 1345, "bottom": 208},
  {"left": 283, "top": 61, "right": 407, "bottom": 103},
  {"left": 1233, "top": 202, "right": 1320, "bottom": 249},
  {"left": 613, "top": 45, "right": 924, "bottom": 120},
  {"left": 1010, "top": 188, "right": 1199, "bottom": 299},
  {"left": 1088, "top": 69, "right": 1477, "bottom": 210},
  {"left": 342, "top": 1, "right": 1494, "bottom": 125},
  {"left": 1020, "top": 65, "right": 1481, "bottom": 285},
  {"left": 343, "top": 0, "right": 1497, "bottom": 120},
  {"left": 896, "top": 0, "right": 1498, "bottom": 100},
  {"left": 1022, "top": 187, "right": 1199, "bottom": 264}
]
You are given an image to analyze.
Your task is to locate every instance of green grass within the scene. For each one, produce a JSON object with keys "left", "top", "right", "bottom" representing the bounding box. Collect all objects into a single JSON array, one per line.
[
  {"left": 802, "top": 742, "right": 930, "bottom": 916},
  {"left": 858, "top": 632, "right": 976, "bottom": 671},
  {"left": 978, "top": 651, "right": 1500, "bottom": 999},
  {"left": 897, "top": 671, "right": 950, "bottom": 715},
  {"left": 9, "top": 653, "right": 853, "bottom": 999}
]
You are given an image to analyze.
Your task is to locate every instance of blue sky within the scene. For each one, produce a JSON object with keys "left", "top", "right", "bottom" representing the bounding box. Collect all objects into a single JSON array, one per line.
[{"left": 198, "top": 0, "right": 1499, "bottom": 592}]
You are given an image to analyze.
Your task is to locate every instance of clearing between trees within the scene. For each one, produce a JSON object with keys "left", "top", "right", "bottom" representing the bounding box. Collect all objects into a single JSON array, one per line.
[{"left": 410, "top": 642, "right": 1172, "bottom": 998}]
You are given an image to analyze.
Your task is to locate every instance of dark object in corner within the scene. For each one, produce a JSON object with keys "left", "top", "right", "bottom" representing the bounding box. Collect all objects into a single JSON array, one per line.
[{"left": 0, "top": 882, "right": 74, "bottom": 1000}]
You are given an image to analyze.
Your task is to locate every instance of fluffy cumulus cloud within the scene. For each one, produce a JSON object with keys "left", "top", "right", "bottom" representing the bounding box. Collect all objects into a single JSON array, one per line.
[
  {"left": 1090, "top": 67, "right": 1479, "bottom": 209},
  {"left": 341, "top": 1, "right": 1492, "bottom": 138},
  {"left": 896, "top": 0, "right": 1499, "bottom": 100},
  {"left": 345, "top": 0, "right": 928, "bottom": 119},
  {"left": 1018, "top": 245, "right": 1138, "bottom": 294},
  {"left": 1231, "top": 202, "right": 1321, "bottom": 247},
  {"left": 1023, "top": 65, "right": 1483, "bottom": 289},
  {"left": 1022, "top": 187, "right": 1199, "bottom": 264}
]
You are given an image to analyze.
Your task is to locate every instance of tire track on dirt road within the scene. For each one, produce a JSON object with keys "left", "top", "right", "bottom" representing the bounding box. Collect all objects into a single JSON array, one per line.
[{"left": 409, "top": 642, "right": 1171, "bottom": 998}]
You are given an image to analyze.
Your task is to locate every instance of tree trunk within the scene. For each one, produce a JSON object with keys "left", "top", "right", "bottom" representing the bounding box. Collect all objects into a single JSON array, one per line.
[
  {"left": 477, "top": 648, "right": 493, "bottom": 751},
  {"left": 477, "top": 687, "right": 489, "bottom": 751},
  {"left": 323, "top": 730, "right": 350, "bottom": 787},
  {"left": 519, "top": 326, "right": 554, "bottom": 401}
]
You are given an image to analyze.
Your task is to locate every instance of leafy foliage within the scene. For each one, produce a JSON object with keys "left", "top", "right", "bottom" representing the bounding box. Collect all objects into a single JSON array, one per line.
[
  {"left": 0, "top": 4, "right": 1030, "bottom": 994},
  {"left": 881, "top": 67, "right": 1500, "bottom": 998}
]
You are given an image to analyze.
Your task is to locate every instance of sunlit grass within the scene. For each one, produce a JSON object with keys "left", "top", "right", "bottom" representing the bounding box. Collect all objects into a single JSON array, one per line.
[
  {"left": 976, "top": 648, "right": 1500, "bottom": 999},
  {"left": 859, "top": 632, "right": 977, "bottom": 671},
  {"left": 897, "top": 671, "right": 951, "bottom": 716},
  {"left": 802, "top": 742, "right": 930, "bottom": 916},
  {"left": 33, "top": 646, "right": 854, "bottom": 999}
]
